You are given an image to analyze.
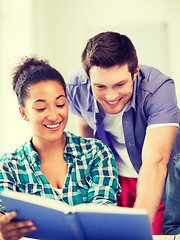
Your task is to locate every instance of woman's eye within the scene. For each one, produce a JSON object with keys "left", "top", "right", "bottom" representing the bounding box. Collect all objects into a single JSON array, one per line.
[{"left": 37, "top": 108, "right": 46, "bottom": 111}]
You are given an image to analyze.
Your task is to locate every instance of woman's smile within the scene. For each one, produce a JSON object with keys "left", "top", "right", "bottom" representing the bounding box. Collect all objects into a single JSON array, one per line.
[{"left": 44, "top": 122, "right": 61, "bottom": 130}]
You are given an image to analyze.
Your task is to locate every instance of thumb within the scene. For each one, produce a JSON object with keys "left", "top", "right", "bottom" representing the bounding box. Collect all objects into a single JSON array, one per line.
[{"left": 0, "top": 211, "right": 17, "bottom": 225}]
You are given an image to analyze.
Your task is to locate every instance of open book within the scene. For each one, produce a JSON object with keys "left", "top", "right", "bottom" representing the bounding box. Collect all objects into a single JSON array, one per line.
[{"left": 1, "top": 190, "right": 153, "bottom": 240}]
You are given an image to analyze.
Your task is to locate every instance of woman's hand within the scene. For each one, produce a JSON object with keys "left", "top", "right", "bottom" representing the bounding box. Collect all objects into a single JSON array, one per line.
[{"left": 0, "top": 211, "right": 36, "bottom": 240}]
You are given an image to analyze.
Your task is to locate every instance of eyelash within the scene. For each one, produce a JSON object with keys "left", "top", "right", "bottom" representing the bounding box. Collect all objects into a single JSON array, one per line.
[
  {"left": 37, "top": 104, "right": 65, "bottom": 112},
  {"left": 57, "top": 104, "right": 65, "bottom": 108},
  {"left": 97, "top": 86, "right": 105, "bottom": 89},
  {"left": 37, "top": 108, "right": 46, "bottom": 112}
]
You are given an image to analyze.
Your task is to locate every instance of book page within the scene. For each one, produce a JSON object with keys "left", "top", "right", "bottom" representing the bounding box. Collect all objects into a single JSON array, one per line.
[{"left": 72, "top": 203, "right": 148, "bottom": 215}]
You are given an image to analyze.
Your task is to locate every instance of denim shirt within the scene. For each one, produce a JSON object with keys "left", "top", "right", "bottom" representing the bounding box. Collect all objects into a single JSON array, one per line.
[
  {"left": 163, "top": 153, "right": 180, "bottom": 235},
  {"left": 66, "top": 65, "right": 180, "bottom": 176}
]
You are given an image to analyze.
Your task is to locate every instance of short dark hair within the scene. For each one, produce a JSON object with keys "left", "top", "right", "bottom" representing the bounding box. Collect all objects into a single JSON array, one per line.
[
  {"left": 81, "top": 31, "right": 138, "bottom": 78},
  {"left": 13, "top": 57, "right": 66, "bottom": 107}
]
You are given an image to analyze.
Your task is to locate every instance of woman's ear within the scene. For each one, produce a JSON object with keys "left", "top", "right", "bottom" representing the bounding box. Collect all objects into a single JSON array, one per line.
[{"left": 19, "top": 106, "right": 29, "bottom": 121}]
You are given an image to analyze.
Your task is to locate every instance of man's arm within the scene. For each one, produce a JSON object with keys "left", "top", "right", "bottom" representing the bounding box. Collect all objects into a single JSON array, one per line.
[
  {"left": 76, "top": 115, "right": 94, "bottom": 138},
  {"left": 134, "top": 126, "right": 178, "bottom": 223}
]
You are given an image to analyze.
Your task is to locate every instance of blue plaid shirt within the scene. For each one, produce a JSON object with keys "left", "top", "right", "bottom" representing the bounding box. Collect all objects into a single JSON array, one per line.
[
  {"left": 0, "top": 131, "right": 121, "bottom": 213},
  {"left": 66, "top": 65, "right": 180, "bottom": 174}
]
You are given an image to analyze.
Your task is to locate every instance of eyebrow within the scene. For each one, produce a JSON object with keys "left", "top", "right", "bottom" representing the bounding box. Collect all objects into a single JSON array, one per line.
[
  {"left": 93, "top": 83, "right": 105, "bottom": 86},
  {"left": 33, "top": 94, "right": 66, "bottom": 104},
  {"left": 93, "top": 80, "right": 127, "bottom": 86}
]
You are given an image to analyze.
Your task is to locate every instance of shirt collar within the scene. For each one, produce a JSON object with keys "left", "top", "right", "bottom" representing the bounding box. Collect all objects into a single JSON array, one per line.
[
  {"left": 125, "top": 78, "right": 138, "bottom": 112},
  {"left": 23, "top": 139, "right": 41, "bottom": 166},
  {"left": 23, "top": 133, "right": 81, "bottom": 166},
  {"left": 81, "top": 77, "right": 100, "bottom": 114}
]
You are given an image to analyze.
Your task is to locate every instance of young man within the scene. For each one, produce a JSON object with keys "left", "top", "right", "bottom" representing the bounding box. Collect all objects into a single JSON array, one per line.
[{"left": 66, "top": 31, "right": 180, "bottom": 234}]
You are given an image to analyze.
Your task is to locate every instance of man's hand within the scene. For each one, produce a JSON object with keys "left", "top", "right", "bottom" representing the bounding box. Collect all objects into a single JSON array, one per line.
[{"left": 0, "top": 211, "right": 36, "bottom": 240}]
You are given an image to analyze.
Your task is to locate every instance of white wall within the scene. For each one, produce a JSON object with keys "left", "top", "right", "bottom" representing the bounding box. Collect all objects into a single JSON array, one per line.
[
  {"left": 0, "top": 0, "right": 180, "bottom": 156},
  {"left": 31, "top": 0, "right": 180, "bottom": 83},
  {"left": 0, "top": 0, "right": 33, "bottom": 155}
]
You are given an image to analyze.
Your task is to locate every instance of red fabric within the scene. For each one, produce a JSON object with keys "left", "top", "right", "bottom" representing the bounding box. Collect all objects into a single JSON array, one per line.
[{"left": 117, "top": 175, "right": 165, "bottom": 235}]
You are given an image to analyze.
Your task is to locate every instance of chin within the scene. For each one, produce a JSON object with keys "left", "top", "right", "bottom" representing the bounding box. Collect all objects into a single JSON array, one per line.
[
  {"left": 108, "top": 111, "right": 122, "bottom": 115},
  {"left": 103, "top": 107, "right": 124, "bottom": 115}
]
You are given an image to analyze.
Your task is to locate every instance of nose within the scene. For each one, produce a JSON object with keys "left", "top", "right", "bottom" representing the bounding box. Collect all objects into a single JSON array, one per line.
[
  {"left": 47, "top": 107, "right": 59, "bottom": 121},
  {"left": 105, "top": 89, "right": 118, "bottom": 101}
]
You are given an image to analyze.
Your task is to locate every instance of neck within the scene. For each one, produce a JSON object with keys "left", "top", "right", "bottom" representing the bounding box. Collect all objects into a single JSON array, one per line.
[{"left": 32, "top": 134, "right": 66, "bottom": 161}]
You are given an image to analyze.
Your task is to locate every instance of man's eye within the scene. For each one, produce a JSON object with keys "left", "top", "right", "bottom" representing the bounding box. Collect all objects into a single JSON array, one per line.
[
  {"left": 57, "top": 104, "right": 65, "bottom": 108},
  {"left": 116, "top": 83, "right": 124, "bottom": 87},
  {"left": 97, "top": 85, "right": 105, "bottom": 89}
]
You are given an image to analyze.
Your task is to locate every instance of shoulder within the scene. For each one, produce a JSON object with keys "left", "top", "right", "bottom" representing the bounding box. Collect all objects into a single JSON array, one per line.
[
  {"left": 139, "top": 65, "right": 169, "bottom": 79},
  {"left": 65, "top": 131, "right": 112, "bottom": 157},
  {"left": 138, "top": 65, "right": 174, "bottom": 93},
  {"left": 66, "top": 65, "right": 88, "bottom": 86},
  {"left": 66, "top": 65, "right": 92, "bottom": 106},
  {"left": 0, "top": 140, "right": 32, "bottom": 167}
]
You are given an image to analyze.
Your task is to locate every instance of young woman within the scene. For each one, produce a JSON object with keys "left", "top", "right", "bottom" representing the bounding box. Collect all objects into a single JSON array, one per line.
[{"left": 0, "top": 57, "right": 121, "bottom": 240}]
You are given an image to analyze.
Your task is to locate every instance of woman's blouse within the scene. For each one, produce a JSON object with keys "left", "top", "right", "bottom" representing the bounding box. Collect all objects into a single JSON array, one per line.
[{"left": 0, "top": 131, "right": 121, "bottom": 213}]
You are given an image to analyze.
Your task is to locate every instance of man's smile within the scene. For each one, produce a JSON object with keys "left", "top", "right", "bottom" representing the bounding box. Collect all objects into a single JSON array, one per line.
[{"left": 104, "top": 98, "right": 122, "bottom": 106}]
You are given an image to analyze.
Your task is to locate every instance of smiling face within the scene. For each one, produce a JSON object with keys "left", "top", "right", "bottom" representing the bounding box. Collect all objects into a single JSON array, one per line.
[
  {"left": 89, "top": 64, "right": 139, "bottom": 114},
  {"left": 19, "top": 80, "right": 69, "bottom": 146}
]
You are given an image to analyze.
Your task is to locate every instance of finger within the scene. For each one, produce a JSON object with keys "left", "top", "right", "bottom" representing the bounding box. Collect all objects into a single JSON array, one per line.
[
  {"left": 0, "top": 211, "right": 17, "bottom": 225},
  {"left": 3, "top": 220, "right": 35, "bottom": 232},
  {"left": 2, "top": 221, "right": 37, "bottom": 240},
  {"left": 8, "top": 226, "right": 37, "bottom": 240}
]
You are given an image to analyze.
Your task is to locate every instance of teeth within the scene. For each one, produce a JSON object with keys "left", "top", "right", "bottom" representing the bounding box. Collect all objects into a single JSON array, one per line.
[
  {"left": 107, "top": 100, "right": 119, "bottom": 104},
  {"left": 45, "top": 123, "right": 60, "bottom": 128}
]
